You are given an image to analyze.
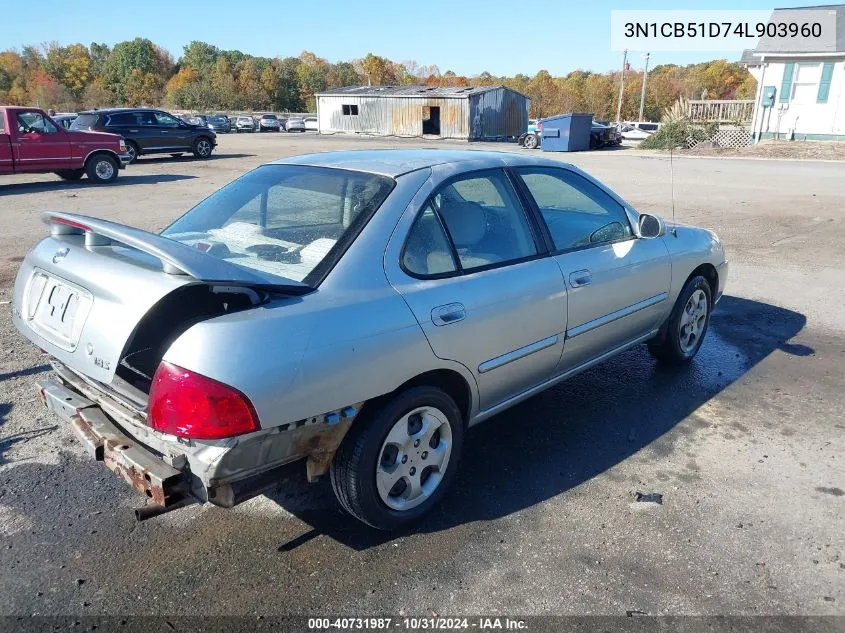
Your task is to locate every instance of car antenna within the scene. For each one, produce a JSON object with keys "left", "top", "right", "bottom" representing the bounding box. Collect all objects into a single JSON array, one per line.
[{"left": 669, "top": 146, "right": 678, "bottom": 237}]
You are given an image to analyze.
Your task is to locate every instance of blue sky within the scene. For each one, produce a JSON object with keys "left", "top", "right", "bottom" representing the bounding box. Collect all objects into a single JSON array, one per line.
[{"left": 0, "top": 0, "right": 830, "bottom": 75}]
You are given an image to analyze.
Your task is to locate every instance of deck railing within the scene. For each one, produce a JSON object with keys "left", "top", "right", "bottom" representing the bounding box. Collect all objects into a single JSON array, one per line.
[{"left": 688, "top": 100, "right": 754, "bottom": 123}]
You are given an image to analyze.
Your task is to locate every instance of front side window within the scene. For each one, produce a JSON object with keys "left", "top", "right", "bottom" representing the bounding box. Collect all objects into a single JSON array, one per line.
[
  {"left": 163, "top": 165, "right": 394, "bottom": 284},
  {"left": 517, "top": 168, "right": 632, "bottom": 251},
  {"left": 431, "top": 170, "right": 537, "bottom": 272},
  {"left": 17, "top": 112, "right": 57, "bottom": 134},
  {"left": 154, "top": 112, "right": 182, "bottom": 128}
]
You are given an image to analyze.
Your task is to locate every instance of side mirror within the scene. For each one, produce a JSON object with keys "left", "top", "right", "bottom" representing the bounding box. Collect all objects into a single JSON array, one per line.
[{"left": 638, "top": 213, "right": 665, "bottom": 238}]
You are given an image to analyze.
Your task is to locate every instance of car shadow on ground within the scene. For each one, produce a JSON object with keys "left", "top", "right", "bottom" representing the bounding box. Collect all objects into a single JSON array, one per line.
[
  {"left": 0, "top": 174, "right": 196, "bottom": 195},
  {"left": 265, "top": 295, "right": 809, "bottom": 550},
  {"left": 137, "top": 153, "right": 255, "bottom": 164}
]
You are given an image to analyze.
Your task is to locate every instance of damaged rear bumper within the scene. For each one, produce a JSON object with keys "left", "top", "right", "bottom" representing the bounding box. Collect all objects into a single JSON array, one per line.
[
  {"left": 35, "top": 364, "right": 364, "bottom": 520},
  {"left": 38, "top": 378, "right": 192, "bottom": 517}
]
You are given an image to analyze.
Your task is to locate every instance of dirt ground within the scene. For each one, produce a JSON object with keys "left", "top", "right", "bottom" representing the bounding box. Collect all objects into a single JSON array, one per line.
[
  {"left": 680, "top": 139, "right": 845, "bottom": 161},
  {"left": 0, "top": 133, "right": 843, "bottom": 619}
]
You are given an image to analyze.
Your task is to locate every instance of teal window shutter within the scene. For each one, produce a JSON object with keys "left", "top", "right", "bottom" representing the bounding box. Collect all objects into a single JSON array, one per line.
[
  {"left": 817, "top": 63, "right": 834, "bottom": 103},
  {"left": 780, "top": 63, "right": 795, "bottom": 102}
]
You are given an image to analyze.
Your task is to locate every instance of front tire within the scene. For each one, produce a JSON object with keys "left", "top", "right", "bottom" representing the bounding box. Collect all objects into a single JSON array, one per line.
[
  {"left": 648, "top": 275, "right": 712, "bottom": 365},
  {"left": 124, "top": 141, "right": 139, "bottom": 164},
  {"left": 523, "top": 133, "right": 538, "bottom": 149},
  {"left": 192, "top": 137, "right": 213, "bottom": 159},
  {"left": 85, "top": 154, "right": 119, "bottom": 184},
  {"left": 331, "top": 386, "right": 464, "bottom": 530}
]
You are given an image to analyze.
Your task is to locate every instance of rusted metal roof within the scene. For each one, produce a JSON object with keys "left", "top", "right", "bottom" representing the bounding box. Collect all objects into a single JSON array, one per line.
[{"left": 316, "top": 85, "right": 527, "bottom": 99}]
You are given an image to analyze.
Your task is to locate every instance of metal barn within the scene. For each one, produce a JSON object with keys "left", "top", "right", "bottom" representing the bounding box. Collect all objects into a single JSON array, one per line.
[{"left": 315, "top": 85, "right": 529, "bottom": 140}]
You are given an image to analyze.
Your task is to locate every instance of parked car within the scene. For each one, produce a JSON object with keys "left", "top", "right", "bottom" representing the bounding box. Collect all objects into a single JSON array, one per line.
[
  {"left": 71, "top": 108, "right": 217, "bottom": 163},
  {"left": 234, "top": 116, "right": 256, "bottom": 133},
  {"left": 519, "top": 119, "right": 542, "bottom": 149},
  {"left": 304, "top": 116, "right": 318, "bottom": 131},
  {"left": 12, "top": 150, "right": 727, "bottom": 529},
  {"left": 258, "top": 114, "right": 281, "bottom": 132},
  {"left": 207, "top": 115, "right": 231, "bottom": 133},
  {"left": 0, "top": 106, "right": 129, "bottom": 183},
  {"left": 285, "top": 116, "right": 306, "bottom": 132},
  {"left": 590, "top": 121, "right": 622, "bottom": 149},
  {"left": 620, "top": 121, "right": 660, "bottom": 140},
  {"left": 52, "top": 113, "right": 78, "bottom": 129}
]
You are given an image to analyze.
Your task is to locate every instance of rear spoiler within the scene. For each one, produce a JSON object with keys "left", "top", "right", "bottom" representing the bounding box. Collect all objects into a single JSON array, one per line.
[{"left": 42, "top": 211, "right": 312, "bottom": 295}]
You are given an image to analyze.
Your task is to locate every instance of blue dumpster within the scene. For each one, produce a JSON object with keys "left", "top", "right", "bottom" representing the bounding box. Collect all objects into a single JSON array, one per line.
[{"left": 540, "top": 113, "right": 592, "bottom": 152}]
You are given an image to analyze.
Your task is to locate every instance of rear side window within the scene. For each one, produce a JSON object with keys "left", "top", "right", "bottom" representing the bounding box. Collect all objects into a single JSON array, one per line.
[
  {"left": 402, "top": 205, "right": 458, "bottom": 276},
  {"left": 70, "top": 114, "right": 100, "bottom": 130},
  {"left": 402, "top": 170, "right": 538, "bottom": 277},
  {"left": 0, "top": 116, "right": 4, "bottom": 133}
]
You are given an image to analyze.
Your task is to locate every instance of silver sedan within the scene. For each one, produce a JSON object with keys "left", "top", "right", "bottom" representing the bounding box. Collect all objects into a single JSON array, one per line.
[{"left": 12, "top": 150, "right": 727, "bottom": 529}]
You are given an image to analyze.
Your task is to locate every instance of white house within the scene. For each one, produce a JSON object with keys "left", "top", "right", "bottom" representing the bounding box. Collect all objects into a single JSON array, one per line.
[{"left": 741, "top": 4, "right": 845, "bottom": 141}]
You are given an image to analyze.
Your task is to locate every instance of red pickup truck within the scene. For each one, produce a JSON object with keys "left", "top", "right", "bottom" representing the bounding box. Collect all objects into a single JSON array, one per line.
[{"left": 0, "top": 106, "right": 130, "bottom": 184}]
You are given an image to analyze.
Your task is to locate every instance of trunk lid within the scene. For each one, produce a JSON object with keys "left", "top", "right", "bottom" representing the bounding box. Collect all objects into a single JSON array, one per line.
[{"left": 13, "top": 212, "right": 308, "bottom": 386}]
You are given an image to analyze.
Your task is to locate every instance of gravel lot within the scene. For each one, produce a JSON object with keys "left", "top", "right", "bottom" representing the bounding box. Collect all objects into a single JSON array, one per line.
[{"left": 0, "top": 133, "right": 843, "bottom": 617}]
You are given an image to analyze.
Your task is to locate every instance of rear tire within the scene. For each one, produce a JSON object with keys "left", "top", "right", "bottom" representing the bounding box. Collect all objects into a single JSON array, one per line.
[
  {"left": 192, "top": 137, "right": 213, "bottom": 159},
  {"left": 330, "top": 386, "right": 464, "bottom": 530},
  {"left": 648, "top": 275, "right": 712, "bottom": 365},
  {"left": 55, "top": 169, "right": 84, "bottom": 181},
  {"left": 523, "top": 133, "right": 538, "bottom": 149},
  {"left": 85, "top": 154, "right": 119, "bottom": 184}
]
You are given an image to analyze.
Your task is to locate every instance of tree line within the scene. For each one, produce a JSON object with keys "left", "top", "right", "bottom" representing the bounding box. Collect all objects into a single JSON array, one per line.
[{"left": 0, "top": 38, "right": 757, "bottom": 120}]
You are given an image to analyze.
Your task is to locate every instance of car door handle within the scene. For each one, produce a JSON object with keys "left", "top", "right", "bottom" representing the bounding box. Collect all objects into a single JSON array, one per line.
[
  {"left": 128, "top": 129, "right": 139, "bottom": 133},
  {"left": 569, "top": 270, "right": 592, "bottom": 287},
  {"left": 431, "top": 303, "right": 466, "bottom": 326}
]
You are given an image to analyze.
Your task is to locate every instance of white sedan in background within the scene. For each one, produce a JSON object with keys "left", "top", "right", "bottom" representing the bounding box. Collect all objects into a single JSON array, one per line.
[
  {"left": 304, "top": 116, "right": 318, "bottom": 131},
  {"left": 285, "top": 117, "right": 306, "bottom": 132}
]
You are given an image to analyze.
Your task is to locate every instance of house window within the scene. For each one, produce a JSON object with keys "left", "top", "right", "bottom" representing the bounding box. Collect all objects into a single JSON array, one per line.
[
  {"left": 790, "top": 63, "right": 822, "bottom": 104},
  {"left": 342, "top": 104, "right": 359, "bottom": 116}
]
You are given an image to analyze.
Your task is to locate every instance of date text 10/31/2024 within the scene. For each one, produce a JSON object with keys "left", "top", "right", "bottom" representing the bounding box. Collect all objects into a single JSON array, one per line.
[{"left": 307, "top": 617, "right": 528, "bottom": 630}]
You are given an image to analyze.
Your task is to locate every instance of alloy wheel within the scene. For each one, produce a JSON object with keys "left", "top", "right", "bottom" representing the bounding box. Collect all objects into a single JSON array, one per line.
[
  {"left": 678, "top": 288, "right": 708, "bottom": 354},
  {"left": 376, "top": 406, "right": 453, "bottom": 511}
]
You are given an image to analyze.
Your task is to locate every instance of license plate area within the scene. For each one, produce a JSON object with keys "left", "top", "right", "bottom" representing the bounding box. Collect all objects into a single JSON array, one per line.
[{"left": 26, "top": 270, "right": 93, "bottom": 351}]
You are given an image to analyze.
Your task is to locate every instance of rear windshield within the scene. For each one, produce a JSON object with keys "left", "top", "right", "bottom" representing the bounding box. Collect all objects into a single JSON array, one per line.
[
  {"left": 262, "top": 115, "right": 277, "bottom": 120},
  {"left": 70, "top": 114, "right": 99, "bottom": 130},
  {"left": 162, "top": 165, "right": 395, "bottom": 284}
]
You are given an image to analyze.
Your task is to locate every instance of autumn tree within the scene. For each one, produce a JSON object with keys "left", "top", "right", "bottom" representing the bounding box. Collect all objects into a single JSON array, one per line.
[
  {"left": 361, "top": 53, "right": 396, "bottom": 86},
  {"left": 45, "top": 42, "right": 92, "bottom": 101},
  {"left": 103, "top": 38, "right": 171, "bottom": 102}
]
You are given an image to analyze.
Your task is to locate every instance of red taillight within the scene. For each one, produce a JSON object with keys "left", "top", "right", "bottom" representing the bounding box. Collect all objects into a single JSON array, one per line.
[
  {"left": 148, "top": 362, "right": 260, "bottom": 440},
  {"left": 53, "top": 217, "right": 91, "bottom": 231},
  {"left": 537, "top": 121, "right": 543, "bottom": 130}
]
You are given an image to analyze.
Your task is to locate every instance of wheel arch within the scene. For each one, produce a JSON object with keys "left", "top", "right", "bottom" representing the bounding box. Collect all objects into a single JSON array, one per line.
[
  {"left": 83, "top": 148, "right": 120, "bottom": 167},
  {"left": 357, "top": 367, "right": 474, "bottom": 429},
  {"left": 685, "top": 262, "right": 718, "bottom": 300}
]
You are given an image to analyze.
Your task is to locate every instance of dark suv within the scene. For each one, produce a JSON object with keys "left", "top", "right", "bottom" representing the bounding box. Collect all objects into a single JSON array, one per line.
[{"left": 70, "top": 108, "right": 217, "bottom": 163}]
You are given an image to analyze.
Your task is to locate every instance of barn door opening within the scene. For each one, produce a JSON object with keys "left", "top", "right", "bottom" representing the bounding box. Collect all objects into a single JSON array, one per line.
[{"left": 422, "top": 106, "right": 441, "bottom": 135}]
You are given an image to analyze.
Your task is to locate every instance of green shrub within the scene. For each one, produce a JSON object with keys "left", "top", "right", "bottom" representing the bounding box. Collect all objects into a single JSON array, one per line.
[{"left": 640, "top": 121, "right": 718, "bottom": 149}]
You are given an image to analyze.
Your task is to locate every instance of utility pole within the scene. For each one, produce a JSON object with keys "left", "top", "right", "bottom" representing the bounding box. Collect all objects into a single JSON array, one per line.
[
  {"left": 638, "top": 52, "right": 651, "bottom": 122},
  {"left": 615, "top": 49, "right": 627, "bottom": 124}
]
